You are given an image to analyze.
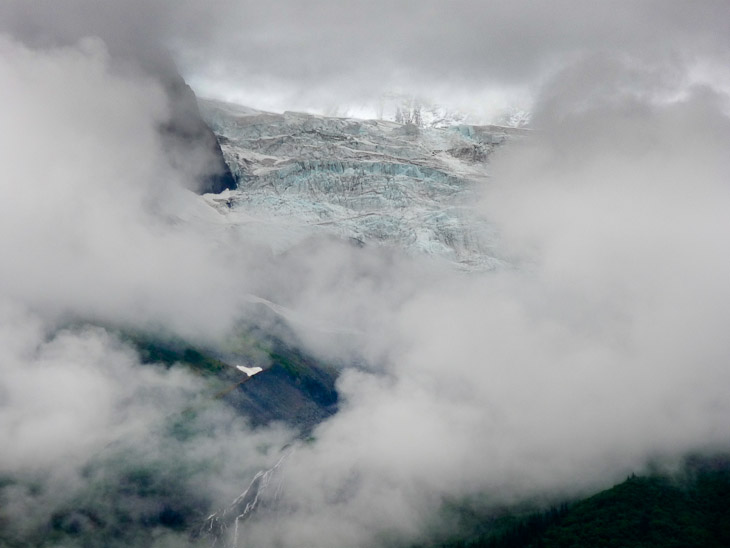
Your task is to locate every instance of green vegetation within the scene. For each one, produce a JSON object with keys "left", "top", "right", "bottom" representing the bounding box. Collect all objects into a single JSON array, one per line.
[
  {"left": 26, "top": 325, "right": 730, "bottom": 548},
  {"left": 270, "top": 347, "right": 339, "bottom": 408},
  {"left": 115, "top": 325, "right": 340, "bottom": 429},
  {"left": 121, "top": 331, "right": 237, "bottom": 380},
  {"left": 0, "top": 324, "right": 342, "bottom": 547},
  {"left": 123, "top": 327, "right": 338, "bottom": 405},
  {"left": 418, "top": 456, "right": 730, "bottom": 548}
]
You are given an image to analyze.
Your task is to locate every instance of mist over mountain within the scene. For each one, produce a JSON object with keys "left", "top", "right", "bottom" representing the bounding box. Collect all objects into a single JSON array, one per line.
[
  {"left": 199, "top": 98, "right": 522, "bottom": 270},
  {"left": 1, "top": 2, "right": 730, "bottom": 547}
]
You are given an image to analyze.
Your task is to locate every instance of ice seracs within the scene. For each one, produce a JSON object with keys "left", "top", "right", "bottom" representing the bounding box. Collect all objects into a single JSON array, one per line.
[{"left": 200, "top": 98, "right": 526, "bottom": 271}]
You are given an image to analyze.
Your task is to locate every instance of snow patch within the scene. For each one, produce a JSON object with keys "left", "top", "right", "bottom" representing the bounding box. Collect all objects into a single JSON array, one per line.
[{"left": 236, "top": 365, "right": 263, "bottom": 377}]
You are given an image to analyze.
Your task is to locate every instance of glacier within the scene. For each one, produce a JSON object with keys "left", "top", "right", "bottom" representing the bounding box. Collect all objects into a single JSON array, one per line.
[{"left": 199, "top": 99, "right": 527, "bottom": 270}]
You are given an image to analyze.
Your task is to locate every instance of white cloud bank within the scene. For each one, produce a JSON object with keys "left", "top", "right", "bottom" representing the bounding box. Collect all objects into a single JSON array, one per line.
[{"left": 0, "top": 3, "right": 729, "bottom": 547}]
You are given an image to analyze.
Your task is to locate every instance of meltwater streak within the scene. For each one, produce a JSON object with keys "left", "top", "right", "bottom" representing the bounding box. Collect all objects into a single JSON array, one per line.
[{"left": 199, "top": 450, "right": 291, "bottom": 547}]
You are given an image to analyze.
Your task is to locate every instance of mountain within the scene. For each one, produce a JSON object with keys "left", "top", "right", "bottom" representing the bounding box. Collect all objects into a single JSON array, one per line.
[
  {"left": 128, "top": 328, "right": 339, "bottom": 432},
  {"left": 2, "top": 87, "right": 723, "bottom": 547},
  {"left": 413, "top": 456, "right": 730, "bottom": 548},
  {"left": 118, "top": 49, "right": 237, "bottom": 195},
  {"left": 198, "top": 99, "right": 528, "bottom": 270},
  {"left": 0, "top": 324, "right": 338, "bottom": 548},
  {"left": 160, "top": 76, "right": 237, "bottom": 194}
]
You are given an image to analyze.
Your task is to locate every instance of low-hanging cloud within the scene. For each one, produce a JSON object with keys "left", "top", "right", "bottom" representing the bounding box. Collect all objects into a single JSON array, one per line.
[
  {"left": 226, "top": 55, "right": 730, "bottom": 547},
  {"left": 4, "top": 1, "right": 730, "bottom": 115},
  {"left": 1, "top": 3, "right": 730, "bottom": 548},
  {"left": 0, "top": 34, "right": 296, "bottom": 545},
  {"left": 0, "top": 33, "right": 274, "bottom": 339},
  {"left": 178, "top": 0, "right": 730, "bottom": 114}
]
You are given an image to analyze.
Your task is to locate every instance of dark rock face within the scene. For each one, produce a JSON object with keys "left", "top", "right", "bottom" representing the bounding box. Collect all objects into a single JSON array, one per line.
[
  {"left": 116, "top": 47, "right": 236, "bottom": 195},
  {"left": 223, "top": 347, "right": 339, "bottom": 433},
  {"left": 128, "top": 330, "right": 339, "bottom": 433},
  {"left": 159, "top": 73, "right": 237, "bottom": 194}
]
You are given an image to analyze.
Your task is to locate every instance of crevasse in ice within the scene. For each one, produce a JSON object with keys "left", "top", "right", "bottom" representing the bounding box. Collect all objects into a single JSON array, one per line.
[{"left": 200, "top": 99, "right": 526, "bottom": 270}]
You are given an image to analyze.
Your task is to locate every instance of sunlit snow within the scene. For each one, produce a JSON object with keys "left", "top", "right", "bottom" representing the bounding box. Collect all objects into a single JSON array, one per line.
[{"left": 236, "top": 365, "right": 263, "bottom": 377}]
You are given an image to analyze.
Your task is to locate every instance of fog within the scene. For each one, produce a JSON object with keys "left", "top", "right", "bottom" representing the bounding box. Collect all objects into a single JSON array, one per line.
[
  {"left": 247, "top": 55, "right": 730, "bottom": 547},
  {"left": 4, "top": 1, "right": 729, "bottom": 115},
  {"left": 1, "top": 2, "right": 730, "bottom": 547}
]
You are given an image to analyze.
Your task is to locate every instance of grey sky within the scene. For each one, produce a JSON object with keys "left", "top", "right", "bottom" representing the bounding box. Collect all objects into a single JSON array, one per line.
[
  {"left": 2, "top": 2, "right": 730, "bottom": 547},
  {"left": 180, "top": 1, "right": 730, "bottom": 110},
  {"left": 3, "top": 1, "right": 730, "bottom": 114}
]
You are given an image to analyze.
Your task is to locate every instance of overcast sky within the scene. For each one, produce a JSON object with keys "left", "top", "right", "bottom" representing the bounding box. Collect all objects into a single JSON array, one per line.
[
  {"left": 2, "top": 2, "right": 730, "bottom": 547},
  {"left": 179, "top": 0, "right": 730, "bottom": 116},
  {"left": 3, "top": 1, "right": 730, "bottom": 117}
]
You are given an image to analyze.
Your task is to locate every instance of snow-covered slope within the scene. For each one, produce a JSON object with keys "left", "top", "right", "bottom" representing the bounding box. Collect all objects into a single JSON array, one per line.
[{"left": 199, "top": 99, "right": 526, "bottom": 270}]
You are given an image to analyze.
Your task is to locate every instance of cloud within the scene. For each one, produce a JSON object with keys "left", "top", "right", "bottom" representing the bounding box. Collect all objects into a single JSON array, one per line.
[
  {"left": 0, "top": 35, "right": 294, "bottom": 544},
  {"left": 226, "top": 55, "right": 730, "bottom": 547},
  {"left": 5, "top": 1, "right": 730, "bottom": 115},
  {"left": 172, "top": 1, "right": 730, "bottom": 112},
  {"left": 0, "top": 303, "right": 291, "bottom": 545},
  {"left": 1, "top": 3, "right": 730, "bottom": 547},
  {"left": 0, "top": 33, "right": 273, "bottom": 340}
]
